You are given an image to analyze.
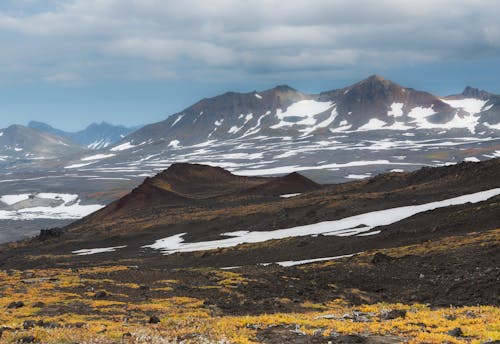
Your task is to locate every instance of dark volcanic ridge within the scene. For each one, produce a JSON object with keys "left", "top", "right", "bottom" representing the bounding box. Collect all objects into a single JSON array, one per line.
[
  {"left": 1, "top": 158, "right": 498, "bottom": 269},
  {"left": 80, "top": 163, "right": 320, "bottom": 223}
]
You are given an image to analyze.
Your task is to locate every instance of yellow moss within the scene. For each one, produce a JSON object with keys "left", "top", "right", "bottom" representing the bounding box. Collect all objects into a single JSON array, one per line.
[{"left": 1, "top": 264, "right": 498, "bottom": 343}]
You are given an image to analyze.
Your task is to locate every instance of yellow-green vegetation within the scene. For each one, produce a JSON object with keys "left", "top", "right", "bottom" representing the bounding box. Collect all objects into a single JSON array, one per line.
[{"left": 0, "top": 265, "right": 499, "bottom": 343}]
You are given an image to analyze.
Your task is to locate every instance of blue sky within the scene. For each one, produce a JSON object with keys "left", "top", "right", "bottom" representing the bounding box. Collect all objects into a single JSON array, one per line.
[{"left": 0, "top": 0, "right": 499, "bottom": 131}]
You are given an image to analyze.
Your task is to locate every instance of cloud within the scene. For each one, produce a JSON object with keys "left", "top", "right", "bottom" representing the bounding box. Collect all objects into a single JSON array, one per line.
[{"left": 0, "top": 0, "right": 499, "bottom": 83}]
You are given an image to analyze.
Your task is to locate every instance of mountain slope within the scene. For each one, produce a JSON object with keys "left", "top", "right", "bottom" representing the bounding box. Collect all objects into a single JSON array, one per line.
[
  {"left": 0, "top": 125, "right": 83, "bottom": 164},
  {"left": 28, "top": 121, "right": 140, "bottom": 149},
  {"left": 113, "top": 75, "right": 499, "bottom": 150}
]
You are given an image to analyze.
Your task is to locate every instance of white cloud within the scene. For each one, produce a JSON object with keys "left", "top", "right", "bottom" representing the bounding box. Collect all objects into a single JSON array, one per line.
[{"left": 0, "top": 0, "right": 499, "bottom": 82}]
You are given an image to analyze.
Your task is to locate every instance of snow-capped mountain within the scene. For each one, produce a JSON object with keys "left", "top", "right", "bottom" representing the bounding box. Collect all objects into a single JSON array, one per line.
[
  {"left": 115, "top": 75, "right": 499, "bottom": 149},
  {"left": 0, "top": 125, "right": 83, "bottom": 165},
  {"left": 28, "top": 121, "right": 140, "bottom": 150},
  {"left": 30, "top": 74, "right": 496, "bottom": 196},
  {"left": 1, "top": 75, "right": 500, "bottom": 237}
]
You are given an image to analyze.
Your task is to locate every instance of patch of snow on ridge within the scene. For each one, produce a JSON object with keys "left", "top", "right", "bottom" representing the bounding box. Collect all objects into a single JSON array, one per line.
[
  {"left": 228, "top": 126, "right": 240, "bottom": 134},
  {"left": 168, "top": 140, "right": 180, "bottom": 148},
  {"left": 407, "top": 106, "right": 437, "bottom": 128},
  {"left": 407, "top": 104, "right": 480, "bottom": 132},
  {"left": 87, "top": 139, "right": 111, "bottom": 150},
  {"left": 271, "top": 100, "right": 334, "bottom": 129},
  {"left": 111, "top": 142, "right": 137, "bottom": 151},
  {"left": 484, "top": 122, "right": 500, "bottom": 130},
  {"left": 220, "top": 252, "right": 362, "bottom": 269},
  {"left": 171, "top": 114, "right": 184, "bottom": 127},
  {"left": 65, "top": 162, "right": 96, "bottom": 169},
  {"left": 300, "top": 107, "right": 338, "bottom": 135},
  {"left": 280, "top": 193, "right": 301, "bottom": 198},
  {"left": 233, "top": 160, "right": 419, "bottom": 176},
  {"left": 358, "top": 119, "right": 387, "bottom": 131},
  {"left": 73, "top": 246, "right": 127, "bottom": 256},
  {"left": 388, "top": 103, "right": 404, "bottom": 117},
  {"left": 143, "top": 188, "right": 500, "bottom": 254},
  {"left": 345, "top": 174, "right": 371, "bottom": 180},
  {"left": 244, "top": 113, "right": 253, "bottom": 123},
  {"left": 274, "top": 252, "right": 362, "bottom": 267},
  {"left": 81, "top": 154, "right": 115, "bottom": 161},
  {"left": 441, "top": 98, "right": 488, "bottom": 115},
  {"left": 331, "top": 120, "right": 352, "bottom": 132}
]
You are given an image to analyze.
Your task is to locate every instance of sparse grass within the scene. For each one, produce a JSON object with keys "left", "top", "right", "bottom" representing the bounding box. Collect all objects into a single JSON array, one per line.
[
  {"left": 1, "top": 228, "right": 499, "bottom": 343},
  {"left": 0, "top": 262, "right": 498, "bottom": 343}
]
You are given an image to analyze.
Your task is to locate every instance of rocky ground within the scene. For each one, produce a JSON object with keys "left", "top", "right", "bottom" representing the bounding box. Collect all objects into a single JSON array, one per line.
[{"left": 0, "top": 160, "right": 499, "bottom": 343}]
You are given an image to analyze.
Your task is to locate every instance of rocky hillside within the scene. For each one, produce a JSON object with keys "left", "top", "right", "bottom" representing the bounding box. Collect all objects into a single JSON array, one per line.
[
  {"left": 0, "top": 159, "right": 498, "bottom": 343},
  {"left": 113, "top": 75, "right": 499, "bottom": 148}
]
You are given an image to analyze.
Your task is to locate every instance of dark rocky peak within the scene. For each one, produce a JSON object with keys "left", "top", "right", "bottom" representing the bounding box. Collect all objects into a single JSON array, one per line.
[
  {"left": 461, "top": 86, "right": 491, "bottom": 100},
  {"left": 280, "top": 172, "right": 320, "bottom": 187},
  {"left": 272, "top": 85, "right": 297, "bottom": 93},
  {"left": 242, "top": 171, "right": 320, "bottom": 196},
  {"left": 349, "top": 75, "right": 404, "bottom": 95},
  {"left": 160, "top": 163, "right": 235, "bottom": 181}
]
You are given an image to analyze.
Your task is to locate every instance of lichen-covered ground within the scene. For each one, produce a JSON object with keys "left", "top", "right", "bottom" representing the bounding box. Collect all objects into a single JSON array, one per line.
[{"left": 1, "top": 229, "right": 499, "bottom": 343}]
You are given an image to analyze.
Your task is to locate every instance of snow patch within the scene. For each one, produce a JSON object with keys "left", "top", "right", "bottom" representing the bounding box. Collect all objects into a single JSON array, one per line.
[
  {"left": 300, "top": 107, "right": 338, "bottom": 135},
  {"left": 271, "top": 100, "right": 334, "bottom": 129},
  {"left": 73, "top": 246, "right": 127, "bottom": 256},
  {"left": 65, "top": 162, "right": 96, "bottom": 169},
  {"left": 144, "top": 188, "right": 500, "bottom": 254},
  {"left": 484, "top": 122, "right": 500, "bottom": 130},
  {"left": 111, "top": 142, "right": 137, "bottom": 152},
  {"left": 441, "top": 98, "right": 488, "bottom": 116},
  {"left": 168, "top": 140, "right": 180, "bottom": 148},
  {"left": 0, "top": 194, "right": 31, "bottom": 205},
  {"left": 358, "top": 119, "right": 388, "bottom": 131},
  {"left": 81, "top": 154, "right": 115, "bottom": 161},
  {"left": 0, "top": 193, "right": 104, "bottom": 220},
  {"left": 280, "top": 193, "right": 301, "bottom": 198},
  {"left": 464, "top": 157, "right": 480, "bottom": 162},
  {"left": 345, "top": 174, "right": 371, "bottom": 180},
  {"left": 274, "top": 252, "right": 361, "bottom": 267},
  {"left": 171, "top": 114, "right": 184, "bottom": 127},
  {"left": 388, "top": 103, "right": 404, "bottom": 117}
]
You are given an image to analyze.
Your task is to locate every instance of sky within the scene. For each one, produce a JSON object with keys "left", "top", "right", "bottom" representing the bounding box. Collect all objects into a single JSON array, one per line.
[{"left": 0, "top": 0, "right": 499, "bottom": 131}]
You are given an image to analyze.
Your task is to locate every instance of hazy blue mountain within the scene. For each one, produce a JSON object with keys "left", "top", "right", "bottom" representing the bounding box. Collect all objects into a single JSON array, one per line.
[{"left": 28, "top": 121, "right": 141, "bottom": 149}]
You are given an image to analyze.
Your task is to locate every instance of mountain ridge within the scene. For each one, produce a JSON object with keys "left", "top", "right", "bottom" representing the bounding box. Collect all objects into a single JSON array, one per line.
[
  {"left": 28, "top": 121, "right": 140, "bottom": 150},
  {"left": 114, "top": 75, "right": 500, "bottom": 149}
]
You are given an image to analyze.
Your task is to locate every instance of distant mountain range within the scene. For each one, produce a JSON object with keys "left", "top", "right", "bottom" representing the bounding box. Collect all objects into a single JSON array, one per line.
[
  {"left": 28, "top": 121, "right": 140, "bottom": 149},
  {"left": 0, "top": 124, "right": 82, "bottom": 163},
  {"left": 0, "top": 75, "right": 499, "bottom": 211},
  {"left": 121, "top": 75, "right": 500, "bottom": 147}
]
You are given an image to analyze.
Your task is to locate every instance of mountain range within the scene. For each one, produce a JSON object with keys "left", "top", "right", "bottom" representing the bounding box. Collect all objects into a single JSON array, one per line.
[
  {"left": 1, "top": 75, "right": 499, "bottom": 169},
  {"left": 0, "top": 75, "right": 499, "bottom": 240},
  {"left": 120, "top": 75, "right": 499, "bottom": 148},
  {"left": 28, "top": 121, "right": 139, "bottom": 149},
  {"left": 0, "top": 124, "right": 82, "bottom": 162},
  {"left": 0, "top": 76, "right": 499, "bottom": 343}
]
